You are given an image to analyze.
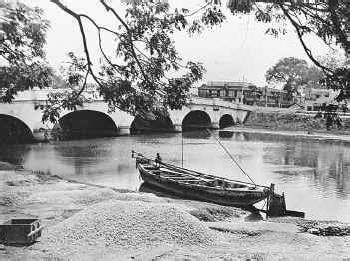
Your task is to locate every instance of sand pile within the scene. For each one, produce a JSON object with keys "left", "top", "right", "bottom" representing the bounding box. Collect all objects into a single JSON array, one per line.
[{"left": 38, "top": 200, "right": 215, "bottom": 259}]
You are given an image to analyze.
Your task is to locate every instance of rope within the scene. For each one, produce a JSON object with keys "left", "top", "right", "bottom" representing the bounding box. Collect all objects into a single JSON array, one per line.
[{"left": 206, "top": 129, "right": 256, "bottom": 185}]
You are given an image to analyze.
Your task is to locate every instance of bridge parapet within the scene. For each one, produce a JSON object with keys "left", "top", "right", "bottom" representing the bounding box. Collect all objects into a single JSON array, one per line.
[
  {"left": 188, "top": 97, "right": 252, "bottom": 111},
  {"left": 12, "top": 88, "right": 104, "bottom": 102},
  {"left": 12, "top": 90, "right": 252, "bottom": 113}
]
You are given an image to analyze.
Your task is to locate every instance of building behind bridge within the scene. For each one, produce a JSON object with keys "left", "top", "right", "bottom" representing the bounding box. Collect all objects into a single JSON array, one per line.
[{"left": 198, "top": 81, "right": 299, "bottom": 108}]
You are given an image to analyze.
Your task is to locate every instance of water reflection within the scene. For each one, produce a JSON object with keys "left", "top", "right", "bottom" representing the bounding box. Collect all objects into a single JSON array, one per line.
[
  {"left": 182, "top": 129, "right": 211, "bottom": 139},
  {"left": 1, "top": 131, "right": 350, "bottom": 222},
  {"left": 260, "top": 137, "right": 350, "bottom": 199},
  {"left": 219, "top": 131, "right": 233, "bottom": 138},
  {"left": 0, "top": 144, "right": 31, "bottom": 165}
]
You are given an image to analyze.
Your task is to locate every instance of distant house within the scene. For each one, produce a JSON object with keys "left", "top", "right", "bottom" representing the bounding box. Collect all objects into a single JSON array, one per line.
[
  {"left": 303, "top": 88, "right": 339, "bottom": 111},
  {"left": 256, "top": 87, "right": 299, "bottom": 108},
  {"left": 198, "top": 81, "right": 297, "bottom": 108},
  {"left": 198, "top": 81, "right": 260, "bottom": 105}
]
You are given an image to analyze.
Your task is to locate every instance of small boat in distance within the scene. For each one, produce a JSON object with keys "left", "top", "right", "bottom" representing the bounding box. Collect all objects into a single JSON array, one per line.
[{"left": 132, "top": 151, "right": 271, "bottom": 207}]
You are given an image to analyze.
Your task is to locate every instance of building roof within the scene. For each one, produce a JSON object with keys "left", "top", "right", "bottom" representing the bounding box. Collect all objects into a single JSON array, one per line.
[
  {"left": 256, "top": 86, "right": 288, "bottom": 94},
  {"left": 199, "top": 81, "right": 256, "bottom": 90}
]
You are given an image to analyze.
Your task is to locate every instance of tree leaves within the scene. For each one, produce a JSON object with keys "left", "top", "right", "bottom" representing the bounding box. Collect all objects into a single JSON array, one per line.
[
  {"left": 0, "top": 62, "right": 52, "bottom": 102},
  {"left": 0, "top": 1, "right": 52, "bottom": 103},
  {"left": 265, "top": 57, "right": 323, "bottom": 98},
  {"left": 39, "top": 90, "right": 87, "bottom": 124}
]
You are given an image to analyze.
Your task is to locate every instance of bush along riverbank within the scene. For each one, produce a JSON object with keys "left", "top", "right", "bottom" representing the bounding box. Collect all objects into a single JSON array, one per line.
[
  {"left": 0, "top": 162, "right": 350, "bottom": 260},
  {"left": 244, "top": 111, "right": 350, "bottom": 134}
]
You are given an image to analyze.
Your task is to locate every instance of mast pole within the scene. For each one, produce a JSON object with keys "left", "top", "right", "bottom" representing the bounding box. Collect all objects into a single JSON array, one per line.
[{"left": 181, "top": 132, "right": 184, "bottom": 168}]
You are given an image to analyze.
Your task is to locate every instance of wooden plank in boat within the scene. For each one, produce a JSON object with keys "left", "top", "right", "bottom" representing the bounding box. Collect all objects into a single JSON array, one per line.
[
  {"left": 157, "top": 173, "right": 199, "bottom": 178},
  {"left": 160, "top": 163, "right": 264, "bottom": 188},
  {"left": 157, "top": 171, "right": 252, "bottom": 188},
  {"left": 167, "top": 176, "right": 211, "bottom": 183},
  {"left": 160, "top": 168, "right": 204, "bottom": 178},
  {"left": 160, "top": 176, "right": 200, "bottom": 181},
  {"left": 160, "top": 167, "right": 250, "bottom": 188},
  {"left": 143, "top": 163, "right": 260, "bottom": 189},
  {"left": 159, "top": 176, "right": 204, "bottom": 183},
  {"left": 158, "top": 168, "right": 213, "bottom": 181},
  {"left": 162, "top": 179, "right": 201, "bottom": 183}
]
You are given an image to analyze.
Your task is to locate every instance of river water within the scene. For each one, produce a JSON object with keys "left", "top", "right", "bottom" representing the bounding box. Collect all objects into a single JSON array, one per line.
[{"left": 1, "top": 130, "right": 350, "bottom": 223}]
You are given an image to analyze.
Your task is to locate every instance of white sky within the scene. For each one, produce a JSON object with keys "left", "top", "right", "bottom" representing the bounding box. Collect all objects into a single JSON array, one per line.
[{"left": 20, "top": 0, "right": 332, "bottom": 86}]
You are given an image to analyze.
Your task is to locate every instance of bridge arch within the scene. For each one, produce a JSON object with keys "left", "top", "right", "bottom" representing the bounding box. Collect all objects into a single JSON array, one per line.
[
  {"left": 219, "top": 114, "right": 235, "bottom": 129},
  {"left": 53, "top": 110, "right": 119, "bottom": 140},
  {"left": 182, "top": 110, "right": 211, "bottom": 131},
  {"left": 130, "top": 114, "right": 174, "bottom": 135},
  {"left": 0, "top": 114, "right": 34, "bottom": 144}
]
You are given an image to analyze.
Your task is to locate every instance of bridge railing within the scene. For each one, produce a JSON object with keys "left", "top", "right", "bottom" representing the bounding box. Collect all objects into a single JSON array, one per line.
[
  {"left": 11, "top": 88, "right": 104, "bottom": 102},
  {"left": 187, "top": 96, "right": 253, "bottom": 111},
  {"left": 10, "top": 89, "right": 253, "bottom": 112}
]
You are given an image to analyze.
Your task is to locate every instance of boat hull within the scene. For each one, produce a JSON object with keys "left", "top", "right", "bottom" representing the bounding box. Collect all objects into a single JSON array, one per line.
[{"left": 138, "top": 164, "right": 269, "bottom": 207}]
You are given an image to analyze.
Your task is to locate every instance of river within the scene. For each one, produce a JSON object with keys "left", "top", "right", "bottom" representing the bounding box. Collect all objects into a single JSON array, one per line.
[{"left": 1, "top": 130, "right": 350, "bottom": 223}]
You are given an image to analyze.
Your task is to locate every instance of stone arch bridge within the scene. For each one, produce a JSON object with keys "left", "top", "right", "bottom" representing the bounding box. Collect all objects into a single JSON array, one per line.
[{"left": 0, "top": 89, "right": 252, "bottom": 142}]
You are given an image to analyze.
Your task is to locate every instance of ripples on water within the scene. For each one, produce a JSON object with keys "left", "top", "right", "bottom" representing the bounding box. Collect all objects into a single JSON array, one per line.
[{"left": 0, "top": 130, "right": 350, "bottom": 222}]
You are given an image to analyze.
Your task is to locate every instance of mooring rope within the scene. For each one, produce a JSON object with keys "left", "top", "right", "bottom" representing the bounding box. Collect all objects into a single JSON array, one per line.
[{"left": 206, "top": 129, "right": 256, "bottom": 185}]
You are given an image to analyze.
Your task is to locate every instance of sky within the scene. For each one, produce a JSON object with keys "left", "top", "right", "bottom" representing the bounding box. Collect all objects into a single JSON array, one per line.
[{"left": 20, "top": 0, "right": 332, "bottom": 86}]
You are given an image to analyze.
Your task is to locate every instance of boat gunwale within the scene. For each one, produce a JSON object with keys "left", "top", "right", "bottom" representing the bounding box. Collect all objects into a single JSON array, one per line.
[
  {"left": 135, "top": 154, "right": 269, "bottom": 189},
  {"left": 161, "top": 162, "right": 270, "bottom": 189}
]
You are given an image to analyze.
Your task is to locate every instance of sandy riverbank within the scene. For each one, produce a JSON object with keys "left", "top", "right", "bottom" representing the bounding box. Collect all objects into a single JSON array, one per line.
[{"left": 1, "top": 161, "right": 350, "bottom": 260}]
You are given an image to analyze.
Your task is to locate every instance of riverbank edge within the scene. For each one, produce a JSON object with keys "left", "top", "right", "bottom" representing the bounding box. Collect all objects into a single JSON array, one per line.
[
  {"left": 1, "top": 161, "right": 350, "bottom": 260},
  {"left": 224, "top": 126, "right": 350, "bottom": 143}
]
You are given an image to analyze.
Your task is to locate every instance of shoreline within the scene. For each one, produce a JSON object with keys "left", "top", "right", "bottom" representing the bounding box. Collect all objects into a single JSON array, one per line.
[
  {"left": 1, "top": 161, "right": 350, "bottom": 259},
  {"left": 222, "top": 126, "right": 350, "bottom": 144}
]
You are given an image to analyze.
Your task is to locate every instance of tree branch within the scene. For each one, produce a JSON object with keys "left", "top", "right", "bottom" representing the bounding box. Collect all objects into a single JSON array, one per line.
[
  {"left": 78, "top": 14, "right": 123, "bottom": 73},
  {"left": 279, "top": 4, "right": 334, "bottom": 75},
  {"left": 50, "top": 0, "right": 104, "bottom": 93},
  {"left": 99, "top": 0, "right": 151, "bottom": 86},
  {"left": 184, "top": 2, "right": 211, "bottom": 17}
]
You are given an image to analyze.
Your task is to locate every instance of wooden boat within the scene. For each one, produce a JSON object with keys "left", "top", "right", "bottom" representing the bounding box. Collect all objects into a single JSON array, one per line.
[{"left": 132, "top": 151, "right": 271, "bottom": 207}]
